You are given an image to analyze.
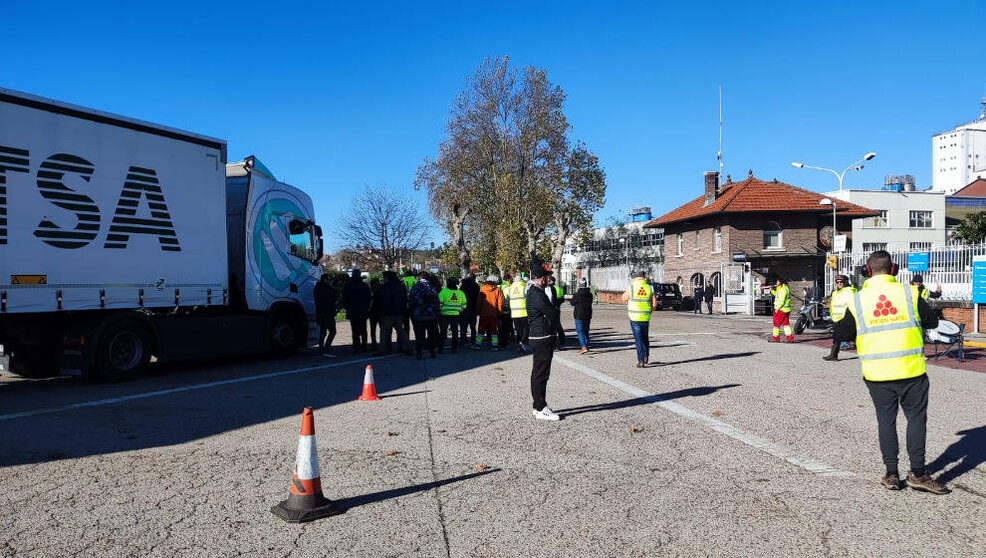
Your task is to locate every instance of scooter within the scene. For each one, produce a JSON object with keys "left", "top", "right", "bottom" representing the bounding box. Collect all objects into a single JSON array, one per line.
[{"left": 794, "top": 289, "right": 835, "bottom": 334}]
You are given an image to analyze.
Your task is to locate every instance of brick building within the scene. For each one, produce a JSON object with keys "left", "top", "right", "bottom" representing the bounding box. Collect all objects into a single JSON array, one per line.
[{"left": 646, "top": 170, "right": 877, "bottom": 312}]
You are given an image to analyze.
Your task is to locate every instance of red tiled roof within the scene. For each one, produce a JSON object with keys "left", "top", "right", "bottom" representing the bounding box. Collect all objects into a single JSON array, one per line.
[
  {"left": 953, "top": 178, "right": 986, "bottom": 197},
  {"left": 646, "top": 174, "right": 879, "bottom": 227}
]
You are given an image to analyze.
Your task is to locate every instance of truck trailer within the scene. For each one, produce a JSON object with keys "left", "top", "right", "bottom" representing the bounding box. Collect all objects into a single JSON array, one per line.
[{"left": 0, "top": 88, "right": 323, "bottom": 380}]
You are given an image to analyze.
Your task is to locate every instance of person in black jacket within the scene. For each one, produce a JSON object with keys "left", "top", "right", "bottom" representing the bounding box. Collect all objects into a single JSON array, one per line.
[
  {"left": 408, "top": 271, "right": 440, "bottom": 360},
  {"left": 693, "top": 283, "right": 704, "bottom": 314},
  {"left": 341, "top": 268, "right": 371, "bottom": 353},
  {"left": 458, "top": 271, "right": 480, "bottom": 346},
  {"left": 528, "top": 261, "right": 561, "bottom": 421},
  {"left": 376, "top": 271, "right": 410, "bottom": 356},
  {"left": 569, "top": 277, "right": 593, "bottom": 354},
  {"left": 704, "top": 280, "right": 714, "bottom": 315},
  {"left": 313, "top": 273, "right": 338, "bottom": 358}
]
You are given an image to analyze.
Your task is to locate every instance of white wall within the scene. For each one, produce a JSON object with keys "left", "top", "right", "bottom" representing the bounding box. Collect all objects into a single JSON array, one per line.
[
  {"left": 932, "top": 121, "right": 986, "bottom": 194},
  {"left": 829, "top": 189, "right": 946, "bottom": 252}
]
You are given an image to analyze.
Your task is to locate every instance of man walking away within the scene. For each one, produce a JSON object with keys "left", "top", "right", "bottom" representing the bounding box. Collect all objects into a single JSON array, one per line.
[
  {"left": 377, "top": 271, "right": 410, "bottom": 356},
  {"left": 509, "top": 274, "right": 531, "bottom": 353},
  {"left": 548, "top": 275, "right": 567, "bottom": 349},
  {"left": 823, "top": 275, "right": 856, "bottom": 361},
  {"left": 704, "top": 280, "right": 714, "bottom": 315},
  {"left": 835, "top": 250, "right": 949, "bottom": 494},
  {"left": 622, "top": 270, "right": 657, "bottom": 368},
  {"left": 570, "top": 277, "right": 593, "bottom": 354},
  {"left": 459, "top": 270, "right": 480, "bottom": 346},
  {"left": 693, "top": 282, "right": 704, "bottom": 314},
  {"left": 474, "top": 275, "right": 503, "bottom": 350},
  {"left": 438, "top": 277, "right": 465, "bottom": 353},
  {"left": 408, "top": 271, "right": 440, "bottom": 360},
  {"left": 341, "top": 268, "right": 371, "bottom": 353},
  {"left": 769, "top": 275, "right": 793, "bottom": 342},
  {"left": 528, "top": 261, "right": 561, "bottom": 421},
  {"left": 313, "top": 273, "right": 338, "bottom": 358}
]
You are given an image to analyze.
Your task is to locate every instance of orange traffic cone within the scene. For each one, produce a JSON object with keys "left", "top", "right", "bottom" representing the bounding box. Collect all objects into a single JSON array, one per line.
[
  {"left": 357, "top": 365, "right": 381, "bottom": 401},
  {"left": 271, "top": 407, "right": 342, "bottom": 523}
]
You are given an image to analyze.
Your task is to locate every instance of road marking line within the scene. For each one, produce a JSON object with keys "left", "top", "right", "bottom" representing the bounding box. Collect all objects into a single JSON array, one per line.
[
  {"left": 555, "top": 356, "right": 853, "bottom": 478},
  {"left": 0, "top": 355, "right": 395, "bottom": 422}
]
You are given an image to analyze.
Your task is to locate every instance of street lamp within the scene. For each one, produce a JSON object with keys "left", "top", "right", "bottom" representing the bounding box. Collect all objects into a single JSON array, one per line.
[
  {"left": 791, "top": 152, "right": 876, "bottom": 191},
  {"left": 819, "top": 197, "right": 837, "bottom": 241},
  {"left": 619, "top": 237, "right": 629, "bottom": 272}
]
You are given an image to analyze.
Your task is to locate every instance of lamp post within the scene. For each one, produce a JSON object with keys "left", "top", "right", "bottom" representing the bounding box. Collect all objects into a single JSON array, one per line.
[
  {"left": 619, "top": 237, "right": 629, "bottom": 273},
  {"left": 819, "top": 197, "right": 837, "bottom": 243},
  {"left": 791, "top": 152, "right": 876, "bottom": 191}
]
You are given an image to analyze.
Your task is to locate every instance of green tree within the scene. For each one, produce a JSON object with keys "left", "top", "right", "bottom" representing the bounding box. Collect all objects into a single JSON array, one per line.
[
  {"left": 953, "top": 211, "right": 986, "bottom": 244},
  {"left": 548, "top": 141, "right": 607, "bottom": 272}
]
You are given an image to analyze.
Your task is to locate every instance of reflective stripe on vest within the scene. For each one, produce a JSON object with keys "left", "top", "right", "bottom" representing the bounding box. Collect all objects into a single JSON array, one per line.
[
  {"left": 771, "top": 284, "right": 791, "bottom": 313},
  {"left": 851, "top": 276, "right": 926, "bottom": 382},
  {"left": 627, "top": 279, "right": 653, "bottom": 322},
  {"left": 830, "top": 286, "right": 856, "bottom": 322},
  {"left": 509, "top": 282, "right": 528, "bottom": 318},
  {"left": 439, "top": 288, "right": 465, "bottom": 316}
]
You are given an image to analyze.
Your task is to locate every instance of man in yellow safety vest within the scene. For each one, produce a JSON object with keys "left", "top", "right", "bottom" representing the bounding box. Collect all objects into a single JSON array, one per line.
[
  {"left": 621, "top": 270, "right": 657, "bottom": 368},
  {"left": 834, "top": 250, "right": 949, "bottom": 494},
  {"left": 823, "top": 274, "right": 856, "bottom": 361},
  {"left": 769, "top": 275, "right": 793, "bottom": 342},
  {"left": 508, "top": 274, "right": 530, "bottom": 352},
  {"left": 438, "top": 277, "right": 466, "bottom": 353}
]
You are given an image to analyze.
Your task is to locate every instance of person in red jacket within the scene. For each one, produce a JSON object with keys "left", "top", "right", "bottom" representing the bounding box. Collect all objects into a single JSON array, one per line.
[{"left": 474, "top": 275, "right": 504, "bottom": 350}]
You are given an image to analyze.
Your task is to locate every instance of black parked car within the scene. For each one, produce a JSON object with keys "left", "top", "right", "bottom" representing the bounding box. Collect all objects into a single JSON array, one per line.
[{"left": 652, "top": 282, "right": 683, "bottom": 311}]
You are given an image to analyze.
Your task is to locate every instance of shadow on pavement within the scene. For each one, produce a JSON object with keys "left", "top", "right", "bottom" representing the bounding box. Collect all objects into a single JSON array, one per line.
[
  {"left": 927, "top": 425, "right": 986, "bottom": 484},
  {"left": 556, "top": 384, "right": 741, "bottom": 418},
  {"left": 657, "top": 352, "right": 759, "bottom": 366},
  {"left": 333, "top": 468, "right": 500, "bottom": 511}
]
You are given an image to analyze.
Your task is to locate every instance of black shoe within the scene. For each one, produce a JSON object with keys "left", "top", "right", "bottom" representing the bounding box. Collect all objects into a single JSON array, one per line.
[{"left": 822, "top": 354, "right": 838, "bottom": 361}]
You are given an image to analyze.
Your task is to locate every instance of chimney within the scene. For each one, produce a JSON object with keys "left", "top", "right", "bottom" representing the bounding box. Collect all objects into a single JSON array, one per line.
[{"left": 703, "top": 171, "right": 720, "bottom": 206}]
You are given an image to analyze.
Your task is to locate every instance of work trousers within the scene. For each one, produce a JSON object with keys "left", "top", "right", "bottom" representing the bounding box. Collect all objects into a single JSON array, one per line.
[
  {"left": 630, "top": 320, "right": 650, "bottom": 363},
  {"left": 350, "top": 316, "right": 368, "bottom": 352},
  {"left": 438, "top": 315, "right": 459, "bottom": 352},
  {"left": 865, "top": 374, "right": 930, "bottom": 474},
  {"left": 574, "top": 319, "right": 590, "bottom": 348},
  {"left": 412, "top": 319, "right": 440, "bottom": 356},
  {"left": 530, "top": 336, "right": 555, "bottom": 411},
  {"left": 379, "top": 315, "right": 408, "bottom": 354},
  {"left": 513, "top": 317, "right": 530, "bottom": 347},
  {"left": 459, "top": 309, "right": 477, "bottom": 345},
  {"left": 318, "top": 321, "right": 337, "bottom": 353}
]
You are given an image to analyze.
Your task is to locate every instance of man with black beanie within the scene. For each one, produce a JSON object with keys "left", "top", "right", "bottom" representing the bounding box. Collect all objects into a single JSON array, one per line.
[{"left": 528, "top": 258, "right": 561, "bottom": 421}]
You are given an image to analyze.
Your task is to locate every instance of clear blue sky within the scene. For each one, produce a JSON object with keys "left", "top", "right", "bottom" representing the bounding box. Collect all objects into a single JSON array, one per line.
[{"left": 3, "top": 1, "right": 984, "bottom": 249}]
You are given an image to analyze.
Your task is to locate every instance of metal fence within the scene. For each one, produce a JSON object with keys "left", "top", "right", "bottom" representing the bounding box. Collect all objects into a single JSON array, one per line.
[
  {"left": 831, "top": 243, "right": 986, "bottom": 300},
  {"left": 581, "top": 263, "right": 664, "bottom": 292}
]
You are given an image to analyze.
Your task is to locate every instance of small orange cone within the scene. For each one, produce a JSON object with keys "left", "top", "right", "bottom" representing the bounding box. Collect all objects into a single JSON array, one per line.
[
  {"left": 357, "top": 365, "right": 381, "bottom": 401},
  {"left": 271, "top": 407, "right": 342, "bottom": 522}
]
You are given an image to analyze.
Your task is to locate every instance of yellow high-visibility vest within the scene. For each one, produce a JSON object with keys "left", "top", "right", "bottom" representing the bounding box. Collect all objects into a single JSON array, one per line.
[
  {"left": 508, "top": 282, "right": 528, "bottom": 318},
  {"left": 438, "top": 288, "right": 466, "bottom": 316},
  {"left": 771, "top": 284, "right": 791, "bottom": 313},
  {"left": 850, "top": 275, "right": 926, "bottom": 382},
  {"left": 830, "top": 286, "right": 857, "bottom": 322},
  {"left": 627, "top": 279, "right": 653, "bottom": 322}
]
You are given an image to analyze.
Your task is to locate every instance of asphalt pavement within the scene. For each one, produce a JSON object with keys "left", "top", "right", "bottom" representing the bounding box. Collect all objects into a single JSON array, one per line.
[{"left": 1, "top": 306, "right": 984, "bottom": 557}]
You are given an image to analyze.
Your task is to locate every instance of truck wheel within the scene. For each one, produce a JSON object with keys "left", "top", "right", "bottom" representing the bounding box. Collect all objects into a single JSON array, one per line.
[
  {"left": 794, "top": 315, "right": 807, "bottom": 335},
  {"left": 95, "top": 320, "right": 151, "bottom": 381},
  {"left": 268, "top": 312, "right": 298, "bottom": 356}
]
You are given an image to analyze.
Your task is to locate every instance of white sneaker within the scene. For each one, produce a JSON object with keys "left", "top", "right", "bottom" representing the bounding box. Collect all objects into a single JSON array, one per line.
[{"left": 532, "top": 407, "right": 561, "bottom": 421}]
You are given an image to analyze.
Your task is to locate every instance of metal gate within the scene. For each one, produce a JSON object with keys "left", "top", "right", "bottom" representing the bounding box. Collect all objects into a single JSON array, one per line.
[{"left": 720, "top": 262, "right": 753, "bottom": 314}]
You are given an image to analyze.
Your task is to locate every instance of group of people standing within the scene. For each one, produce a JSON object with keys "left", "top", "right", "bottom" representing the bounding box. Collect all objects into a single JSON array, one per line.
[{"left": 691, "top": 281, "right": 715, "bottom": 315}]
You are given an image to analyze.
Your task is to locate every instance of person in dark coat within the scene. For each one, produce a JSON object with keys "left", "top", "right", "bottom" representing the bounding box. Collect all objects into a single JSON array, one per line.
[
  {"left": 341, "top": 268, "right": 371, "bottom": 353},
  {"left": 528, "top": 260, "right": 561, "bottom": 421},
  {"left": 569, "top": 277, "right": 593, "bottom": 354},
  {"left": 547, "top": 275, "right": 567, "bottom": 349},
  {"left": 408, "top": 271, "right": 440, "bottom": 359},
  {"left": 368, "top": 277, "right": 383, "bottom": 351},
  {"left": 693, "top": 283, "right": 704, "bottom": 314},
  {"left": 704, "top": 281, "right": 714, "bottom": 315},
  {"left": 377, "top": 271, "right": 410, "bottom": 356},
  {"left": 313, "top": 273, "right": 338, "bottom": 357},
  {"left": 458, "top": 271, "right": 480, "bottom": 346}
]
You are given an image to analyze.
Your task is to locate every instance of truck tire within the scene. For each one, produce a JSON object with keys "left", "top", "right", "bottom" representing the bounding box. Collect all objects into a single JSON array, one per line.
[
  {"left": 794, "top": 315, "right": 808, "bottom": 335},
  {"left": 95, "top": 319, "right": 152, "bottom": 381},
  {"left": 268, "top": 311, "right": 299, "bottom": 356}
]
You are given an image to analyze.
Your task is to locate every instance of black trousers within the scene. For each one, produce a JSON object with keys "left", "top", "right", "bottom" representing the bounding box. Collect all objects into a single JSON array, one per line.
[
  {"left": 459, "top": 310, "right": 477, "bottom": 345},
  {"left": 865, "top": 374, "right": 930, "bottom": 474},
  {"left": 513, "top": 317, "right": 529, "bottom": 346},
  {"left": 438, "top": 315, "right": 459, "bottom": 351},
  {"left": 412, "top": 319, "right": 440, "bottom": 355},
  {"left": 350, "top": 316, "right": 368, "bottom": 351},
  {"left": 318, "top": 322, "right": 336, "bottom": 353},
  {"left": 499, "top": 315, "right": 514, "bottom": 346},
  {"left": 553, "top": 312, "right": 566, "bottom": 344},
  {"left": 530, "top": 336, "right": 555, "bottom": 411}
]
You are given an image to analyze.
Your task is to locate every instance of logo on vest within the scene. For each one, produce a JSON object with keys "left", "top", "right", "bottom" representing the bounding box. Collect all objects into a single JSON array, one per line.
[
  {"left": 869, "top": 294, "right": 906, "bottom": 325},
  {"left": 636, "top": 287, "right": 647, "bottom": 297},
  {"left": 451, "top": 294, "right": 458, "bottom": 301}
]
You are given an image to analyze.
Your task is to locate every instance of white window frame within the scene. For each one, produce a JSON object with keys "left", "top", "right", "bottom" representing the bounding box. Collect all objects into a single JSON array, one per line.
[
  {"left": 676, "top": 233, "right": 683, "bottom": 257},
  {"left": 863, "top": 210, "right": 888, "bottom": 228},
  {"left": 862, "top": 242, "right": 888, "bottom": 253},
  {"left": 713, "top": 227, "right": 722, "bottom": 253},
  {"left": 909, "top": 210, "right": 933, "bottom": 229},
  {"left": 693, "top": 230, "right": 700, "bottom": 251},
  {"left": 763, "top": 221, "right": 783, "bottom": 251}
]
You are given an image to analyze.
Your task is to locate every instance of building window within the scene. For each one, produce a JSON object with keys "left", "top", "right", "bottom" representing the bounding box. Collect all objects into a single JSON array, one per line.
[
  {"left": 863, "top": 210, "right": 888, "bottom": 228},
  {"left": 909, "top": 211, "right": 933, "bottom": 229},
  {"left": 910, "top": 242, "right": 932, "bottom": 251},
  {"left": 763, "top": 221, "right": 783, "bottom": 250},
  {"left": 713, "top": 227, "right": 722, "bottom": 253},
  {"left": 694, "top": 230, "right": 700, "bottom": 251},
  {"left": 862, "top": 242, "right": 888, "bottom": 253},
  {"left": 676, "top": 233, "right": 683, "bottom": 256}
]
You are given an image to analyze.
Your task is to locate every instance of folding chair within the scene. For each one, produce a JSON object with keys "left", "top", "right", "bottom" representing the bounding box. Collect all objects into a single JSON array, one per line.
[{"left": 933, "top": 322, "right": 964, "bottom": 363}]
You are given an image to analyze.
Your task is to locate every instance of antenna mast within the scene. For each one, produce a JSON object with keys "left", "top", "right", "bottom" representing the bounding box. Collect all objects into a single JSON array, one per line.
[{"left": 718, "top": 85, "right": 723, "bottom": 176}]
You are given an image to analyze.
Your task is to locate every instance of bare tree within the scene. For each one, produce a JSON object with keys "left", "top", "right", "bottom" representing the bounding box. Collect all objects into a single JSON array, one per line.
[{"left": 337, "top": 185, "right": 430, "bottom": 270}]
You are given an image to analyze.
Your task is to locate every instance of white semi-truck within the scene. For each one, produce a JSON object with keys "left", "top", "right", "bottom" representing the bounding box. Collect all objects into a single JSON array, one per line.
[{"left": 0, "top": 88, "right": 323, "bottom": 379}]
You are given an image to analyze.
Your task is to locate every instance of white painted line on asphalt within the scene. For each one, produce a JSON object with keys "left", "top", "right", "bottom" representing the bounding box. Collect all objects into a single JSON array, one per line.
[
  {"left": 555, "top": 356, "right": 853, "bottom": 478},
  {"left": 0, "top": 355, "right": 395, "bottom": 422}
]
